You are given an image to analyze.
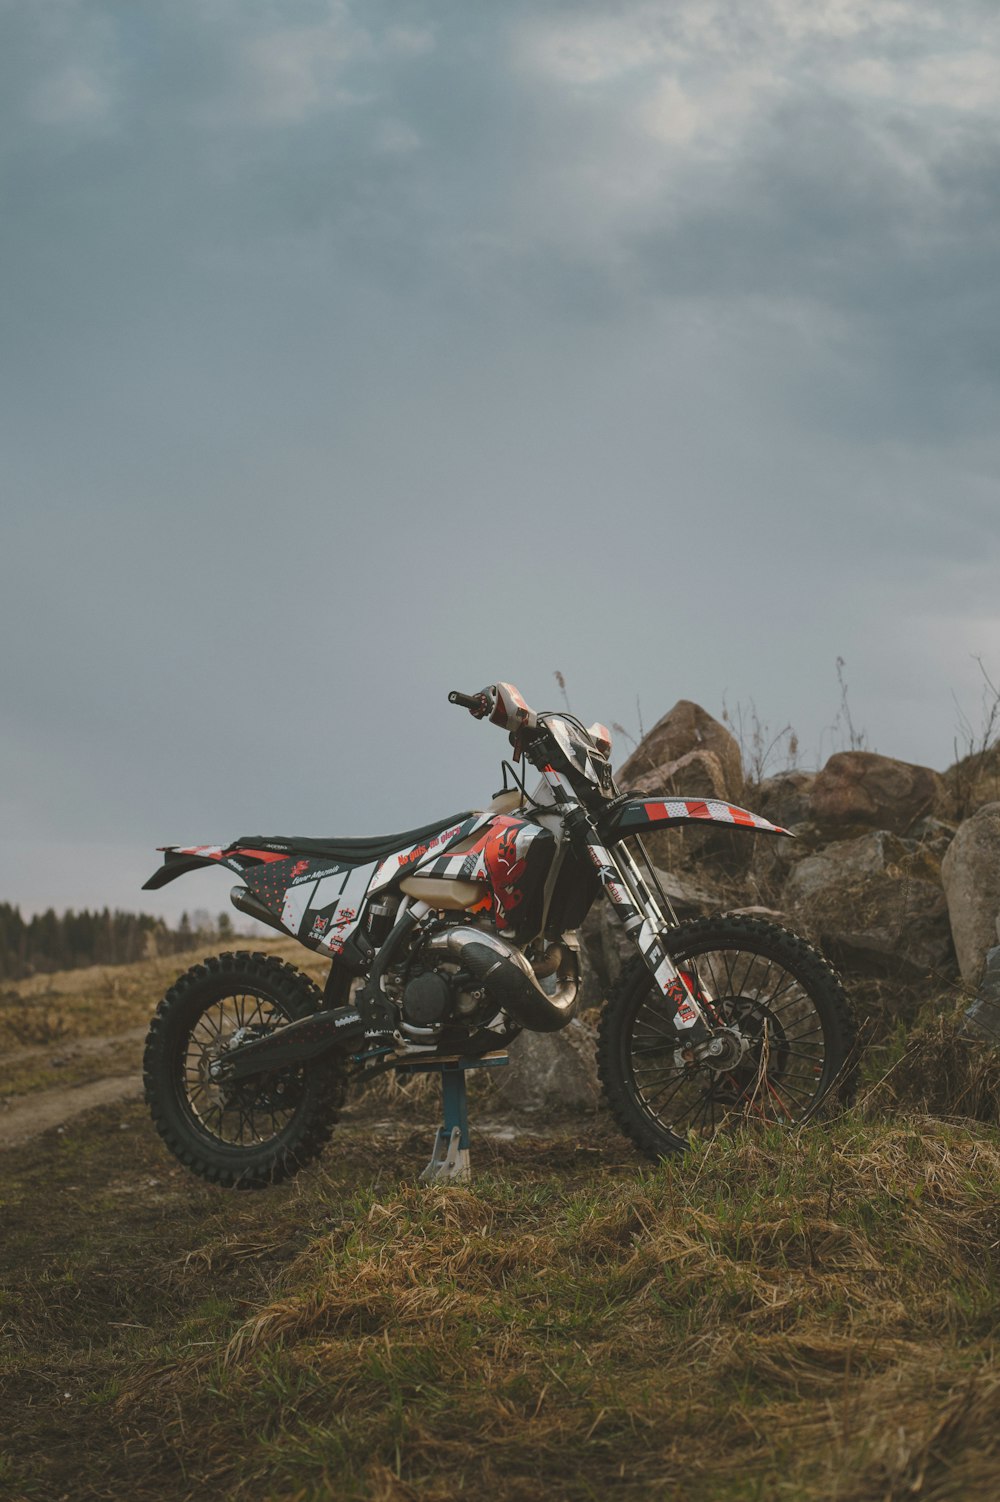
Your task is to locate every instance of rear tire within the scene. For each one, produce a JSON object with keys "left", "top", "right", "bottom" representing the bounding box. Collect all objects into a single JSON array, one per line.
[
  {"left": 597, "top": 915, "right": 856, "bottom": 1162},
  {"left": 143, "top": 950, "right": 346, "bottom": 1190}
]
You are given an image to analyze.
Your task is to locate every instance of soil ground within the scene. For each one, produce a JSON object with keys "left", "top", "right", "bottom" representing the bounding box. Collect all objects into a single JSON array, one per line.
[{"left": 2, "top": 946, "right": 999, "bottom": 1501}]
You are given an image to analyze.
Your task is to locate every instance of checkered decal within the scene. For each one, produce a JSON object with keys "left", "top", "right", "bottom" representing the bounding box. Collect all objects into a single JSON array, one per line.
[{"left": 611, "top": 799, "right": 791, "bottom": 838}]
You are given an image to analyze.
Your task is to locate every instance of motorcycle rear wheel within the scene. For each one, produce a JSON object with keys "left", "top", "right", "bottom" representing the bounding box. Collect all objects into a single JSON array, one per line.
[
  {"left": 597, "top": 915, "right": 856, "bottom": 1162},
  {"left": 143, "top": 950, "right": 346, "bottom": 1190}
]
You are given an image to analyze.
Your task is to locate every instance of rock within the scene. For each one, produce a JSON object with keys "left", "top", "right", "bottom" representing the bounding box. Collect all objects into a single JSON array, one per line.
[
  {"left": 752, "top": 770, "right": 816, "bottom": 829},
  {"left": 941, "top": 743, "right": 1000, "bottom": 821},
  {"left": 960, "top": 944, "right": 1000, "bottom": 1043},
  {"left": 499, "top": 1017, "right": 599, "bottom": 1112},
  {"left": 785, "top": 830, "right": 908, "bottom": 903},
  {"left": 619, "top": 701, "right": 744, "bottom": 802},
  {"left": 749, "top": 820, "right": 822, "bottom": 900},
  {"left": 941, "top": 802, "right": 1000, "bottom": 982},
  {"left": 907, "top": 816, "right": 959, "bottom": 861},
  {"left": 809, "top": 752, "right": 943, "bottom": 836},
  {"left": 782, "top": 830, "right": 953, "bottom": 977},
  {"left": 652, "top": 866, "right": 719, "bottom": 912}
]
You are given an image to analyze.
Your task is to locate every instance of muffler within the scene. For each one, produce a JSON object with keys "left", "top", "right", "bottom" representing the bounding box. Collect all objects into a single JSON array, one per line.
[
  {"left": 425, "top": 927, "right": 580, "bottom": 1033},
  {"left": 230, "top": 884, "right": 288, "bottom": 936}
]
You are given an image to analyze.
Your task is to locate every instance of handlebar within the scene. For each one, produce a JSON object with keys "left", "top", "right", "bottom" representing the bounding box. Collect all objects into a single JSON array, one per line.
[{"left": 448, "top": 683, "right": 538, "bottom": 733}]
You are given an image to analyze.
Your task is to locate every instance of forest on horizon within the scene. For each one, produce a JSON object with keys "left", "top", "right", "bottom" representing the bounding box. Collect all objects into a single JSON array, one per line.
[{"left": 0, "top": 903, "right": 234, "bottom": 984}]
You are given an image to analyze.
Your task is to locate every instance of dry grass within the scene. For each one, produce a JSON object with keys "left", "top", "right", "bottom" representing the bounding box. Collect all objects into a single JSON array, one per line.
[
  {"left": 860, "top": 1010, "right": 1000, "bottom": 1125},
  {"left": 119, "top": 1122, "right": 999, "bottom": 1501},
  {"left": 4, "top": 1103, "right": 995, "bottom": 1502},
  {"left": 0, "top": 937, "right": 329, "bottom": 1051}
]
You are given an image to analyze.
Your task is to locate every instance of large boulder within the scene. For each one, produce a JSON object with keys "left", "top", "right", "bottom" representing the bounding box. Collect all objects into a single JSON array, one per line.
[
  {"left": 808, "top": 752, "right": 943, "bottom": 836},
  {"left": 628, "top": 751, "right": 731, "bottom": 803},
  {"left": 619, "top": 701, "right": 744, "bottom": 802},
  {"left": 940, "top": 802, "right": 1000, "bottom": 982},
  {"left": 782, "top": 829, "right": 953, "bottom": 977}
]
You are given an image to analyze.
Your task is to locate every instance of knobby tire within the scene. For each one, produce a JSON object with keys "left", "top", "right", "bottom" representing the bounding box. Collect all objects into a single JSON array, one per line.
[
  {"left": 597, "top": 914, "right": 857, "bottom": 1162},
  {"left": 143, "top": 950, "right": 346, "bottom": 1190}
]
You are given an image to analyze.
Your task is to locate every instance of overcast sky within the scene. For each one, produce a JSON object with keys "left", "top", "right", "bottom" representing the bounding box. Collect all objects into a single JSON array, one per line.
[{"left": 2, "top": 0, "right": 999, "bottom": 921}]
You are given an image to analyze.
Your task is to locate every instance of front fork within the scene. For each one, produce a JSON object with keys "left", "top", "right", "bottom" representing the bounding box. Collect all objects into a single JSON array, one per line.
[{"left": 562, "top": 805, "right": 716, "bottom": 1047}]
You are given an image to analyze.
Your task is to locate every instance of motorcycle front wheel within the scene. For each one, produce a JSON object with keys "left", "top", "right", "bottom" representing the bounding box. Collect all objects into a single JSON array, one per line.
[
  {"left": 597, "top": 915, "right": 856, "bottom": 1162},
  {"left": 143, "top": 950, "right": 346, "bottom": 1189}
]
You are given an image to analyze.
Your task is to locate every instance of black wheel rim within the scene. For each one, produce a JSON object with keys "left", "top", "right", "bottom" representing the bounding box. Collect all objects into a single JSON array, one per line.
[
  {"left": 180, "top": 990, "right": 306, "bottom": 1147},
  {"left": 627, "top": 942, "right": 829, "bottom": 1141}
]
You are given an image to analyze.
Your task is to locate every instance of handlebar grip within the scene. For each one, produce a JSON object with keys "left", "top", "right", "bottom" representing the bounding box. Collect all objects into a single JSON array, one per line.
[{"left": 449, "top": 688, "right": 492, "bottom": 719}]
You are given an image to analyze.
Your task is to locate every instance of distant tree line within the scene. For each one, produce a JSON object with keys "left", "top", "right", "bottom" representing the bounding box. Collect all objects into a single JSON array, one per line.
[{"left": 0, "top": 904, "right": 234, "bottom": 983}]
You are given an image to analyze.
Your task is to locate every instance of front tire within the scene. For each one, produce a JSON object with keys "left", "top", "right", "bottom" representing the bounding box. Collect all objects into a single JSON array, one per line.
[
  {"left": 597, "top": 915, "right": 856, "bottom": 1162},
  {"left": 143, "top": 950, "right": 346, "bottom": 1190}
]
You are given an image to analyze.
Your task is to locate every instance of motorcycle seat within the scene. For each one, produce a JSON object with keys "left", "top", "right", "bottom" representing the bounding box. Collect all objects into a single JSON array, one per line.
[{"left": 233, "top": 811, "right": 476, "bottom": 866}]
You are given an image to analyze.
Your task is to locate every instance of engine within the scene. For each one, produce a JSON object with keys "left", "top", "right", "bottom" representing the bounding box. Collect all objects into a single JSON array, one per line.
[
  {"left": 400, "top": 957, "right": 495, "bottom": 1031},
  {"left": 395, "top": 927, "right": 581, "bottom": 1042}
]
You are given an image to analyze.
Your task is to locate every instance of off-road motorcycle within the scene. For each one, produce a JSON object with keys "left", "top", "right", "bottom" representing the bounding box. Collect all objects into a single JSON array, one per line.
[{"left": 142, "top": 682, "right": 856, "bottom": 1188}]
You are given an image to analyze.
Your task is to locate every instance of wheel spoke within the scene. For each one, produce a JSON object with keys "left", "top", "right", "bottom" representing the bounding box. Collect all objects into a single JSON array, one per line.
[
  {"left": 612, "top": 922, "right": 851, "bottom": 1150},
  {"left": 176, "top": 993, "right": 308, "bottom": 1148}
]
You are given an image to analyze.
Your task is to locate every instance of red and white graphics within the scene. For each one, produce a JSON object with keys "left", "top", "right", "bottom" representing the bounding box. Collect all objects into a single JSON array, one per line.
[{"left": 610, "top": 798, "right": 791, "bottom": 839}]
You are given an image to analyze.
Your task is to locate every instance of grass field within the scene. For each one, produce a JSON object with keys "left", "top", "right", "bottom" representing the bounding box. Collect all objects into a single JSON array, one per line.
[{"left": 1, "top": 950, "right": 998, "bottom": 1501}]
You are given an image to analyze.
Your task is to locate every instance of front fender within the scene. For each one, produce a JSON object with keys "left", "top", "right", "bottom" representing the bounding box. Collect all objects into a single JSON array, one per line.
[{"left": 602, "top": 796, "right": 791, "bottom": 842}]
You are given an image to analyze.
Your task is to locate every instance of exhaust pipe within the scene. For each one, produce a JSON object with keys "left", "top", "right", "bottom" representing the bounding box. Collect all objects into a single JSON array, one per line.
[
  {"left": 425, "top": 927, "right": 580, "bottom": 1033},
  {"left": 230, "top": 884, "right": 288, "bottom": 937},
  {"left": 218, "top": 918, "right": 579, "bottom": 1083}
]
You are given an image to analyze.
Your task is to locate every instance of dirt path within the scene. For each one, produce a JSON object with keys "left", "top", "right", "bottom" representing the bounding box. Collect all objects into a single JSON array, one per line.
[
  {"left": 0, "top": 1070, "right": 144, "bottom": 1147},
  {"left": 0, "top": 1023, "right": 150, "bottom": 1148}
]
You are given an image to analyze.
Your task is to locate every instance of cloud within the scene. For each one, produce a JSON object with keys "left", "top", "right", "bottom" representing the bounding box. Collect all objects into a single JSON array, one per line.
[
  {"left": 495, "top": 0, "right": 1000, "bottom": 440},
  {"left": 2, "top": 0, "right": 999, "bottom": 914}
]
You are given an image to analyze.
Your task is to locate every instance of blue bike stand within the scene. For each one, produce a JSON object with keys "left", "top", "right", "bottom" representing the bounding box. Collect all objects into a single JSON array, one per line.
[{"left": 393, "top": 1052, "right": 510, "bottom": 1183}]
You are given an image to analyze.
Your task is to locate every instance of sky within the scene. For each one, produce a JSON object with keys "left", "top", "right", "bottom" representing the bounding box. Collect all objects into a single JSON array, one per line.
[{"left": 2, "top": 0, "right": 1000, "bottom": 922}]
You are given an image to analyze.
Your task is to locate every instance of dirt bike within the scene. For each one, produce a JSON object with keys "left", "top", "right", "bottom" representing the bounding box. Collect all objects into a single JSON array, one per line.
[{"left": 142, "top": 681, "right": 856, "bottom": 1188}]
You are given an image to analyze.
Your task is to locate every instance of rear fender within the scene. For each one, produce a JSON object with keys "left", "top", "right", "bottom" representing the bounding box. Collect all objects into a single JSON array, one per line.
[
  {"left": 142, "top": 844, "right": 377, "bottom": 958},
  {"left": 604, "top": 797, "right": 791, "bottom": 841},
  {"left": 142, "top": 845, "right": 288, "bottom": 890}
]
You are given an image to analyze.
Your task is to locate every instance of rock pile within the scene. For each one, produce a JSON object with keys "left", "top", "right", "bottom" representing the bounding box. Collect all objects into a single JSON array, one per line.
[{"left": 527, "top": 698, "right": 1000, "bottom": 1108}]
